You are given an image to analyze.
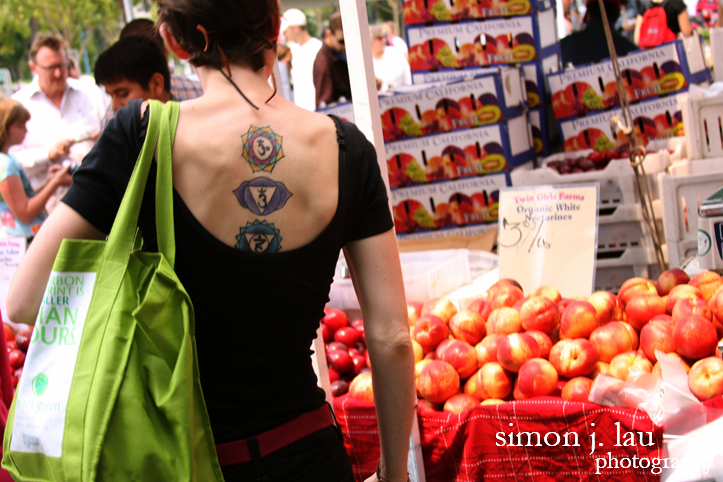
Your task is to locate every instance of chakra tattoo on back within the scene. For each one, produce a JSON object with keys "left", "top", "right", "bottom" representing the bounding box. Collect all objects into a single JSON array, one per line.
[
  {"left": 241, "top": 126, "right": 285, "bottom": 173},
  {"left": 234, "top": 177, "right": 292, "bottom": 216},
  {"left": 236, "top": 220, "right": 282, "bottom": 253}
]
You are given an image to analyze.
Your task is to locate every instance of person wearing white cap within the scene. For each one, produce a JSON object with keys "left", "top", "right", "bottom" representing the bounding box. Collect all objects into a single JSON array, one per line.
[{"left": 282, "top": 8, "right": 322, "bottom": 112}]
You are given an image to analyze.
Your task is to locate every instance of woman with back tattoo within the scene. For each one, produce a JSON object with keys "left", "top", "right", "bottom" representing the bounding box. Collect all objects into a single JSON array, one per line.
[{"left": 5, "top": 1, "right": 415, "bottom": 481}]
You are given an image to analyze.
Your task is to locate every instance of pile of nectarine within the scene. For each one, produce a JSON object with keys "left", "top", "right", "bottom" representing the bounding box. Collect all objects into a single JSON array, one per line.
[{"left": 338, "top": 268, "right": 723, "bottom": 414}]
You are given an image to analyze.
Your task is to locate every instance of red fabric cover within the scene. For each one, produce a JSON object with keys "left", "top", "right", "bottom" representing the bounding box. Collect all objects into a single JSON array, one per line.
[
  {"left": 335, "top": 395, "right": 722, "bottom": 482},
  {"left": 0, "top": 314, "right": 16, "bottom": 482}
]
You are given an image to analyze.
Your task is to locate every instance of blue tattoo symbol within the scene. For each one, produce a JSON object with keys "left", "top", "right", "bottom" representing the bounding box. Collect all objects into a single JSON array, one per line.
[
  {"left": 233, "top": 177, "right": 292, "bottom": 215},
  {"left": 236, "top": 220, "right": 282, "bottom": 253}
]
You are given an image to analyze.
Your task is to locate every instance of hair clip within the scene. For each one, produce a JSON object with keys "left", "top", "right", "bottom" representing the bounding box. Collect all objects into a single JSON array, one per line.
[{"left": 196, "top": 24, "right": 210, "bottom": 53}]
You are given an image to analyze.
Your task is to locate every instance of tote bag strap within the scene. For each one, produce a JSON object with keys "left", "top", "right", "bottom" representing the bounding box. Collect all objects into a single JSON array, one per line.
[
  {"left": 104, "top": 100, "right": 164, "bottom": 262},
  {"left": 155, "top": 101, "right": 180, "bottom": 268}
]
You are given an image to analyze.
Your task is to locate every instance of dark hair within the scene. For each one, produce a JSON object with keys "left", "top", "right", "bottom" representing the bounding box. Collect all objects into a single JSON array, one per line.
[
  {"left": 95, "top": 36, "right": 171, "bottom": 93},
  {"left": 586, "top": 1, "right": 621, "bottom": 24},
  {"left": 329, "top": 12, "right": 343, "bottom": 34},
  {"left": 157, "top": 0, "right": 280, "bottom": 71},
  {"left": 29, "top": 33, "right": 68, "bottom": 62},
  {"left": 120, "top": 18, "right": 166, "bottom": 52}
]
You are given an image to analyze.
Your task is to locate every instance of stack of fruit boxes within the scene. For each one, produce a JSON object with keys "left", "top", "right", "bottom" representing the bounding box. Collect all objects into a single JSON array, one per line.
[
  {"left": 403, "top": 0, "right": 560, "bottom": 158},
  {"left": 380, "top": 73, "right": 534, "bottom": 239}
]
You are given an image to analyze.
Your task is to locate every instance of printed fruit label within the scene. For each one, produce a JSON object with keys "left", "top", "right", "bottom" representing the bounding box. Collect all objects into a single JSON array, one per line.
[{"left": 404, "top": 0, "right": 536, "bottom": 26}]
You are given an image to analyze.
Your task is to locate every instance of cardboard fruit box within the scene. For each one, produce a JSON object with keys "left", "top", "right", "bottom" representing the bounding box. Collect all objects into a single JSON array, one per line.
[
  {"left": 411, "top": 58, "right": 561, "bottom": 108},
  {"left": 384, "top": 115, "right": 533, "bottom": 188},
  {"left": 390, "top": 171, "right": 510, "bottom": 234},
  {"left": 546, "top": 39, "right": 710, "bottom": 121},
  {"left": 402, "top": 0, "right": 555, "bottom": 25},
  {"left": 528, "top": 108, "right": 548, "bottom": 156},
  {"left": 405, "top": 10, "right": 559, "bottom": 72},
  {"left": 558, "top": 94, "right": 685, "bottom": 153},
  {"left": 379, "top": 73, "right": 526, "bottom": 142}
]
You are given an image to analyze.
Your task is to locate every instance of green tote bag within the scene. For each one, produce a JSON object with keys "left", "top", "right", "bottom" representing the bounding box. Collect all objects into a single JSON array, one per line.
[{"left": 2, "top": 100, "right": 224, "bottom": 481}]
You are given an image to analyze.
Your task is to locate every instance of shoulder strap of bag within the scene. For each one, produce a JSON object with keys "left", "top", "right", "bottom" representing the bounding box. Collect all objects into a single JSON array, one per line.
[
  {"left": 156, "top": 101, "right": 180, "bottom": 268},
  {"left": 104, "top": 100, "right": 163, "bottom": 261}
]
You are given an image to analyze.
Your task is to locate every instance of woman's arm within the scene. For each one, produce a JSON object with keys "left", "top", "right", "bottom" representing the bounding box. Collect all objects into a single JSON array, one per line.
[
  {"left": 6, "top": 203, "right": 105, "bottom": 325},
  {"left": 633, "top": 14, "right": 643, "bottom": 45},
  {"left": 344, "top": 229, "right": 415, "bottom": 482},
  {"left": 678, "top": 10, "right": 693, "bottom": 36},
  {"left": 0, "top": 166, "right": 72, "bottom": 225}
]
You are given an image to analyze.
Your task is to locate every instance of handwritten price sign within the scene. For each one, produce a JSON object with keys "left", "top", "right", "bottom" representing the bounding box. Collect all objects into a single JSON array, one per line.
[{"left": 498, "top": 184, "right": 599, "bottom": 297}]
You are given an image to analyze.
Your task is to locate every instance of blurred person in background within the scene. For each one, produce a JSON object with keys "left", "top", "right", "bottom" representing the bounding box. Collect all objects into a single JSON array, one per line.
[
  {"left": 634, "top": 0, "right": 692, "bottom": 45},
  {"left": 277, "top": 43, "right": 294, "bottom": 102},
  {"left": 0, "top": 98, "right": 72, "bottom": 240},
  {"left": 696, "top": 0, "right": 719, "bottom": 27},
  {"left": 313, "top": 12, "right": 351, "bottom": 108},
  {"left": 94, "top": 36, "right": 172, "bottom": 116},
  {"left": 67, "top": 53, "right": 110, "bottom": 122},
  {"left": 616, "top": 0, "right": 639, "bottom": 41},
  {"left": 381, "top": 21, "right": 408, "bottom": 58},
  {"left": 370, "top": 26, "right": 411, "bottom": 93},
  {"left": 11, "top": 33, "right": 100, "bottom": 212},
  {"left": 282, "top": 8, "right": 322, "bottom": 111},
  {"left": 562, "top": 0, "right": 637, "bottom": 65},
  {"left": 99, "top": 18, "right": 204, "bottom": 128}
]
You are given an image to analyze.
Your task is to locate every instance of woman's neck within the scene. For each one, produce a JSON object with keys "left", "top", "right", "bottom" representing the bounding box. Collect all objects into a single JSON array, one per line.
[{"left": 196, "top": 63, "right": 275, "bottom": 107}]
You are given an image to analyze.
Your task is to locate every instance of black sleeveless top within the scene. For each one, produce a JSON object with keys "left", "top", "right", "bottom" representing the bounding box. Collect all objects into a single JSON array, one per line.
[{"left": 62, "top": 99, "right": 393, "bottom": 443}]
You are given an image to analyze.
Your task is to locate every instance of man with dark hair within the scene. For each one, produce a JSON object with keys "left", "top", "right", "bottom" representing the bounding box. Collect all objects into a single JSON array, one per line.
[
  {"left": 95, "top": 36, "right": 172, "bottom": 115},
  {"left": 11, "top": 33, "right": 101, "bottom": 210},
  {"left": 561, "top": 0, "right": 638, "bottom": 66},
  {"left": 313, "top": 12, "right": 351, "bottom": 108}
]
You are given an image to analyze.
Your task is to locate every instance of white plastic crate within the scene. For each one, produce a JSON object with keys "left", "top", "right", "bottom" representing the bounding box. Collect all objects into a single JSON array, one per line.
[
  {"left": 595, "top": 264, "right": 662, "bottom": 294},
  {"left": 596, "top": 200, "right": 663, "bottom": 224},
  {"left": 667, "top": 238, "right": 699, "bottom": 269},
  {"left": 659, "top": 167, "right": 723, "bottom": 267},
  {"left": 682, "top": 92, "right": 723, "bottom": 160},
  {"left": 328, "top": 249, "right": 472, "bottom": 311}
]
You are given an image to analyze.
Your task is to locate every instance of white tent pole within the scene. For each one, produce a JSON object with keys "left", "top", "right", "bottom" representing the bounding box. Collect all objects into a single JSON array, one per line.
[{"left": 123, "top": 0, "right": 134, "bottom": 22}]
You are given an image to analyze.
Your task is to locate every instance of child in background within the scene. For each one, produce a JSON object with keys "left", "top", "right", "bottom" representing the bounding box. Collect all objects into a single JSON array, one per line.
[{"left": 0, "top": 98, "right": 72, "bottom": 240}]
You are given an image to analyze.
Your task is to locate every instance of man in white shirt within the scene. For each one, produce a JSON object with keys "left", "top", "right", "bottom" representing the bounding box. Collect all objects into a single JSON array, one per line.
[
  {"left": 11, "top": 33, "right": 101, "bottom": 211},
  {"left": 370, "top": 26, "right": 412, "bottom": 93},
  {"left": 382, "top": 21, "right": 409, "bottom": 58},
  {"left": 282, "top": 9, "right": 323, "bottom": 112}
]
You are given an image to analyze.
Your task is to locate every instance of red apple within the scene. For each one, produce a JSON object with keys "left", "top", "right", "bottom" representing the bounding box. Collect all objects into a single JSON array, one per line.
[
  {"left": 320, "top": 323, "right": 333, "bottom": 343},
  {"left": 688, "top": 357, "right": 723, "bottom": 400},
  {"left": 561, "top": 377, "right": 593, "bottom": 402},
  {"left": 625, "top": 293, "right": 667, "bottom": 331},
  {"left": 474, "top": 334, "right": 503, "bottom": 365},
  {"left": 618, "top": 278, "right": 658, "bottom": 305},
  {"left": 413, "top": 315, "right": 450, "bottom": 354},
  {"left": 497, "top": 333, "right": 539, "bottom": 373},
  {"left": 517, "top": 358, "right": 558, "bottom": 397},
  {"left": 589, "top": 322, "right": 634, "bottom": 363},
  {"left": 331, "top": 380, "right": 349, "bottom": 397},
  {"left": 322, "top": 308, "right": 348, "bottom": 332},
  {"left": 334, "top": 326, "right": 360, "bottom": 348},
  {"left": 326, "top": 341, "right": 349, "bottom": 352},
  {"left": 464, "top": 362, "right": 513, "bottom": 400},
  {"left": 6, "top": 340, "right": 16, "bottom": 352},
  {"left": 8, "top": 349, "right": 25, "bottom": 370},
  {"left": 351, "top": 355, "right": 367, "bottom": 375},
  {"left": 674, "top": 315, "right": 718, "bottom": 360},
  {"left": 689, "top": 271, "right": 723, "bottom": 302},
  {"left": 640, "top": 320, "right": 675, "bottom": 362},
  {"left": 422, "top": 298, "right": 458, "bottom": 324},
  {"left": 519, "top": 296, "right": 560, "bottom": 334},
  {"left": 437, "top": 340, "right": 479, "bottom": 379},
  {"left": 407, "top": 301, "right": 423, "bottom": 327},
  {"left": 525, "top": 330, "right": 553, "bottom": 359},
  {"left": 443, "top": 394, "right": 480, "bottom": 414},
  {"left": 657, "top": 268, "right": 690, "bottom": 296},
  {"left": 560, "top": 301, "right": 599, "bottom": 339},
  {"left": 15, "top": 329, "right": 31, "bottom": 353},
  {"left": 449, "top": 310, "right": 487, "bottom": 345},
  {"left": 609, "top": 351, "right": 653, "bottom": 380},
  {"left": 549, "top": 339, "right": 598, "bottom": 378},
  {"left": 327, "top": 349, "right": 353, "bottom": 374},
  {"left": 487, "top": 307, "right": 522, "bottom": 335},
  {"left": 530, "top": 285, "right": 562, "bottom": 304},
  {"left": 328, "top": 368, "right": 340, "bottom": 383},
  {"left": 349, "top": 372, "right": 375, "bottom": 403},
  {"left": 3, "top": 324, "right": 15, "bottom": 343},
  {"left": 666, "top": 284, "right": 704, "bottom": 314},
  {"left": 417, "top": 360, "right": 460, "bottom": 404}
]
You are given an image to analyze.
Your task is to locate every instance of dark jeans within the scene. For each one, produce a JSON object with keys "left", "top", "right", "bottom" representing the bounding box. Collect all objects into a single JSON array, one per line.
[{"left": 220, "top": 425, "right": 355, "bottom": 482}]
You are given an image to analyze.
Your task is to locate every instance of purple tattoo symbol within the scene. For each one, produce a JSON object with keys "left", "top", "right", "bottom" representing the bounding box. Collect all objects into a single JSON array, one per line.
[{"left": 234, "top": 177, "right": 292, "bottom": 215}]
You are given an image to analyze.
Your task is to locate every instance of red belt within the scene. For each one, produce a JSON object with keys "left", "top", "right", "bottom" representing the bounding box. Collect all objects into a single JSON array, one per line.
[{"left": 215, "top": 404, "right": 334, "bottom": 467}]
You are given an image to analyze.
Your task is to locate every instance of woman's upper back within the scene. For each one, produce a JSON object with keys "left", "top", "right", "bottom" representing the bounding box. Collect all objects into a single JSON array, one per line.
[{"left": 171, "top": 91, "right": 340, "bottom": 254}]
